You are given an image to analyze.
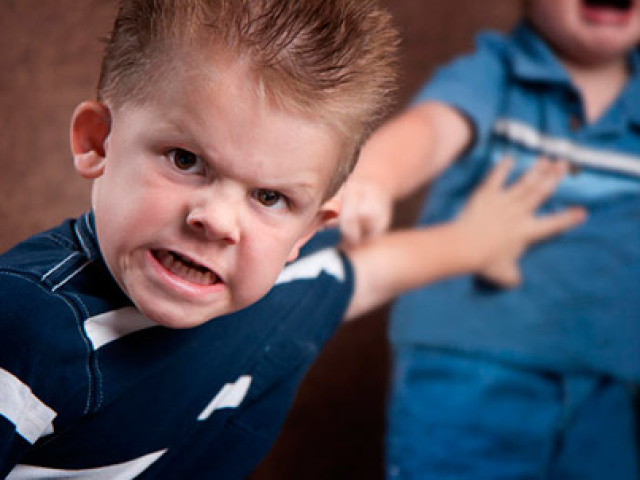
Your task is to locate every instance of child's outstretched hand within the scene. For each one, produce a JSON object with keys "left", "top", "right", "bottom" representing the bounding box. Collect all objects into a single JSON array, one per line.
[{"left": 456, "top": 157, "right": 587, "bottom": 288}]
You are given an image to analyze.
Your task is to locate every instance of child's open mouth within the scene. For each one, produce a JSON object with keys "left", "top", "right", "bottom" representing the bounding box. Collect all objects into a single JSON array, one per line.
[
  {"left": 153, "top": 249, "right": 220, "bottom": 286},
  {"left": 582, "top": 0, "right": 634, "bottom": 24}
]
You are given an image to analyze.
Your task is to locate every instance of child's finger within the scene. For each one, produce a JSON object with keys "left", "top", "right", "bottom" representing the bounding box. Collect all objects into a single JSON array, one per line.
[
  {"left": 506, "top": 158, "right": 552, "bottom": 201},
  {"left": 481, "top": 263, "right": 522, "bottom": 289},
  {"left": 481, "top": 156, "right": 514, "bottom": 191},
  {"left": 518, "top": 160, "right": 569, "bottom": 210},
  {"left": 529, "top": 206, "right": 587, "bottom": 242}
]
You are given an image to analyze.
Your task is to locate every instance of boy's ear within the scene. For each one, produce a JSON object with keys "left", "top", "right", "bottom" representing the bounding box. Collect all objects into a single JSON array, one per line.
[
  {"left": 70, "top": 101, "right": 112, "bottom": 179},
  {"left": 286, "top": 196, "right": 342, "bottom": 263}
]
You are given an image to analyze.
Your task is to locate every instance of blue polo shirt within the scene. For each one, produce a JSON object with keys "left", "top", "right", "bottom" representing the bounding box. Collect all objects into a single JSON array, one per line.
[
  {"left": 390, "top": 23, "right": 640, "bottom": 380},
  {"left": 0, "top": 213, "right": 353, "bottom": 478}
]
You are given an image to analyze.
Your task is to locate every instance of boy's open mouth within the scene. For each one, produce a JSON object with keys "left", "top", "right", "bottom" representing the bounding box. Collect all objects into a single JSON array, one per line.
[
  {"left": 582, "top": 0, "right": 634, "bottom": 24},
  {"left": 153, "top": 249, "right": 220, "bottom": 286},
  {"left": 583, "top": 0, "right": 632, "bottom": 11}
]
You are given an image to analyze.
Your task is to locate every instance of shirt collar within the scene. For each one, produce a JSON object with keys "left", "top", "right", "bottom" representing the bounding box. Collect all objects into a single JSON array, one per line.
[
  {"left": 75, "top": 211, "right": 102, "bottom": 261},
  {"left": 507, "top": 22, "right": 640, "bottom": 127},
  {"left": 508, "top": 22, "right": 571, "bottom": 85}
]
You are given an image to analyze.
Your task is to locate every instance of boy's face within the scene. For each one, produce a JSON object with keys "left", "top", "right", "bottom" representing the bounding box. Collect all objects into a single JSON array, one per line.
[
  {"left": 528, "top": 0, "right": 640, "bottom": 65},
  {"left": 71, "top": 57, "right": 343, "bottom": 328}
]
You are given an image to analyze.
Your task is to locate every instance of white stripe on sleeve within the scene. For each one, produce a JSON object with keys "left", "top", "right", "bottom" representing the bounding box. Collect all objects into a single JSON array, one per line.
[
  {"left": 7, "top": 449, "right": 166, "bottom": 480},
  {"left": 275, "top": 248, "right": 345, "bottom": 285},
  {"left": 0, "top": 368, "right": 56, "bottom": 444},
  {"left": 84, "top": 307, "right": 157, "bottom": 350},
  {"left": 198, "top": 375, "right": 253, "bottom": 421}
]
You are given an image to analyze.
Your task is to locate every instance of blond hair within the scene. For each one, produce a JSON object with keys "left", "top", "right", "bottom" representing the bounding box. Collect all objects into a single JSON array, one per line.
[{"left": 98, "top": 0, "right": 399, "bottom": 195}]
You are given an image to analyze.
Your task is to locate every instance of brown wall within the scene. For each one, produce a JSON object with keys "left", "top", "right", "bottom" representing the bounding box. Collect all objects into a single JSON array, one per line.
[{"left": 0, "top": 1, "right": 521, "bottom": 478}]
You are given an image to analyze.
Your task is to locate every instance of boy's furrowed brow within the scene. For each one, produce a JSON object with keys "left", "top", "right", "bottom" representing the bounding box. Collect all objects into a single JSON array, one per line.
[
  {"left": 278, "top": 179, "right": 328, "bottom": 206},
  {"left": 255, "top": 172, "right": 317, "bottom": 198},
  {"left": 152, "top": 116, "right": 217, "bottom": 153}
]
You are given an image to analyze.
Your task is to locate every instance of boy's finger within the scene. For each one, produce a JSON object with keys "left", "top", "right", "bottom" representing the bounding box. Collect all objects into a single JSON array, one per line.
[
  {"left": 507, "top": 158, "right": 552, "bottom": 201},
  {"left": 518, "top": 161, "right": 569, "bottom": 209},
  {"left": 529, "top": 207, "right": 587, "bottom": 242},
  {"left": 482, "top": 156, "right": 514, "bottom": 191},
  {"left": 481, "top": 264, "right": 522, "bottom": 289}
]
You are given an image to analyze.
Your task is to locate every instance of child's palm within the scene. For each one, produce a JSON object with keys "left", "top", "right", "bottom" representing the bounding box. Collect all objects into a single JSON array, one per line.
[{"left": 458, "top": 157, "right": 586, "bottom": 288}]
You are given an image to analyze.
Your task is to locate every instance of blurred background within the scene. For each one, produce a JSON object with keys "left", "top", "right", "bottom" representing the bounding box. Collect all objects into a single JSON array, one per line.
[{"left": 0, "top": 1, "right": 521, "bottom": 478}]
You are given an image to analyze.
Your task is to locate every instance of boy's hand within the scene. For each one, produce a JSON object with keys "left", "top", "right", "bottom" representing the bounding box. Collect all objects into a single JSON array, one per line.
[
  {"left": 456, "top": 157, "right": 586, "bottom": 288},
  {"left": 338, "top": 178, "right": 394, "bottom": 246}
]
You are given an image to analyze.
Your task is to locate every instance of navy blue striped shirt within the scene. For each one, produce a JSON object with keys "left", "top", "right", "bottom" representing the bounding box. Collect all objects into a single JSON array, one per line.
[{"left": 0, "top": 213, "right": 353, "bottom": 478}]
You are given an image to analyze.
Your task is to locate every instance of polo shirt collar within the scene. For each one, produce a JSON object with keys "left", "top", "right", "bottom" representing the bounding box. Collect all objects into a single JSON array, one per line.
[
  {"left": 76, "top": 211, "right": 102, "bottom": 261},
  {"left": 508, "top": 22, "right": 640, "bottom": 127},
  {"left": 508, "top": 22, "right": 571, "bottom": 85}
]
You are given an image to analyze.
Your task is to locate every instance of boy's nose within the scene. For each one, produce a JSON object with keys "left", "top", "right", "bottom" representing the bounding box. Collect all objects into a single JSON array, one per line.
[{"left": 186, "top": 193, "right": 240, "bottom": 245}]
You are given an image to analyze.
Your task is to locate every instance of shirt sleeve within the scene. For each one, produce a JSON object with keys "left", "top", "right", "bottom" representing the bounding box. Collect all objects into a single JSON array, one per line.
[
  {"left": 0, "top": 272, "right": 85, "bottom": 477},
  {"left": 413, "top": 31, "right": 510, "bottom": 156},
  {"left": 219, "top": 235, "right": 353, "bottom": 477},
  {"left": 274, "top": 228, "right": 354, "bottom": 336}
]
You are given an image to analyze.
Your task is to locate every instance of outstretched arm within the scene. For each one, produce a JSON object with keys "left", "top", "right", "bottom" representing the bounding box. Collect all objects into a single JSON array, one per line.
[
  {"left": 340, "top": 102, "right": 472, "bottom": 245},
  {"left": 342, "top": 157, "right": 586, "bottom": 320}
]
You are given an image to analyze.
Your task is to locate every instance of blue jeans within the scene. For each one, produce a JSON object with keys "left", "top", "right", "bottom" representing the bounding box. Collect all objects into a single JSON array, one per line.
[{"left": 386, "top": 346, "right": 638, "bottom": 480}]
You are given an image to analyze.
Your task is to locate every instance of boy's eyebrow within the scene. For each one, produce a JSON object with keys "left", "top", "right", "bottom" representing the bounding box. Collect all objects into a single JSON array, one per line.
[
  {"left": 264, "top": 179, "right": 318, "bottom": 198},
  {"left": 147, "top": 114, "right": 221, "bottom": 159},
  {"left": 244, "top": 170, "right": 322, "bottom": 202}
]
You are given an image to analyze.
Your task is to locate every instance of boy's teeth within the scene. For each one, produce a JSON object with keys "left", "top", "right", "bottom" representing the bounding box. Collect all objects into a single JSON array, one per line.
[{"left": 156, "top": 250, "right": 217, "bottom": 285}]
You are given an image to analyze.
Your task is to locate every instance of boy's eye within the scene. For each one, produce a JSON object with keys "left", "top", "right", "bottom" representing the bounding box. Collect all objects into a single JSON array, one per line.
[
  {"left": 169, "top": 148, "right": 200, "bottom": 171},
  {"left": 254, "top": 189, "right": 286, "bottom": 208}
]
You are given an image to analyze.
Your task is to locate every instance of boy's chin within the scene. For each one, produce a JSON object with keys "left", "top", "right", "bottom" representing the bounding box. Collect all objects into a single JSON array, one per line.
[{"left": 135, "top": 303, "right": 225, "bottom": 329}]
